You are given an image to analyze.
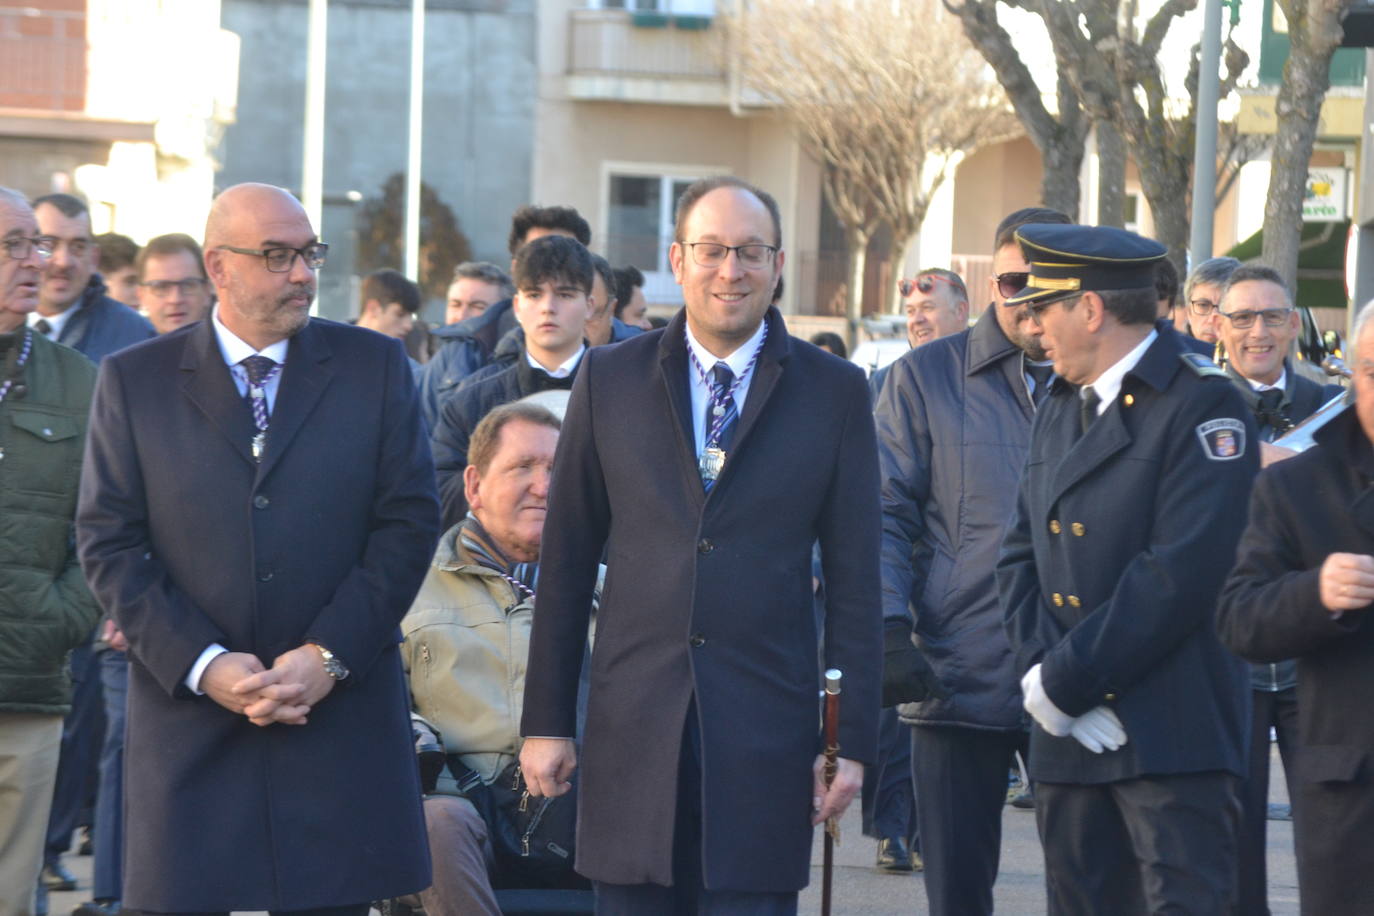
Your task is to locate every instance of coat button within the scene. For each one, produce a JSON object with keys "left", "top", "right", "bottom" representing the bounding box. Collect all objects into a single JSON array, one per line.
[
  {"left": 1052, "top": 592, "right": 1064, "bottom": 607},
  {"left": 257, "top": 568, "right": 274, "bottom": 582},
  {"left": 697, "top": 538, "right": 713, "bottom": 555},
  {"left": 1105, "top": 693, "right": 1117, "bottom": 701},
  {"left": 253, "top": 494, "right": 270, "bottom": 509},
  {"left": 1068, "top": 594, "right": 1082, "bottom": 608},
  {"left": 689, "top": 633, "right": 707, "bottom": 647},
  {"left": 1049, "top": 520, "right": 1062, "bottom": 535},
  {"left": 1123, "top": 394, "right": 1134, "bottom": 407},
  {"left": 1071, "top": 522, "right": 1085, "bottom": 536}
]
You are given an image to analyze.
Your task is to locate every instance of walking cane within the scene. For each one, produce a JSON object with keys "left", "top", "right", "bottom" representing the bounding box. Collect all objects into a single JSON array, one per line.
[{"left": 821, "top": 668, "right": 842, "bottom": 916}]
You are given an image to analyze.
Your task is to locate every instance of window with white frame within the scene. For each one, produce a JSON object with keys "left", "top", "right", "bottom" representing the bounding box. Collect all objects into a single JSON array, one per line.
[
  {"left": 606, "top": 172, "right": 701, "bottom": 303},
  {"left": 586, "top": 0, "right": 715, "bottom": 13}
]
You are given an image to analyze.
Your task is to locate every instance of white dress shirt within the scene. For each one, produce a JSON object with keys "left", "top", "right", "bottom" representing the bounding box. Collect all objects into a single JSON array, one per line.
[
  {"left": 525, "top": 344, "right": 586, "bottom": 378},
  {"left": 28, "top": 302, "right": 79, "bottom": 339},
  {"left": 1081, "top": 328, "right": 1158, "bottom": 418},
  {"left": 685, "top": 319, "right": 766, "bottom": 455}
]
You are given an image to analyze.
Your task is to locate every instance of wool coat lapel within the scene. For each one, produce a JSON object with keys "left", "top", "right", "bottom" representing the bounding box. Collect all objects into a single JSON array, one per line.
[
  {"left": 656, "top": 310, "right": 707, "bottom": 508},
  {"left": 178, "top": 319, "right": 256, "bottom": 468},
  {"left": 256, "top": 322, "right": 333, "bottom": 480}
]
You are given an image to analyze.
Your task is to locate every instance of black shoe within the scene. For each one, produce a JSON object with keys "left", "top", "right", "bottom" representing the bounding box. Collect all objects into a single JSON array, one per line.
[
  {"left": 73, "top": 900, "right": 128, "bottom": 916},
  {"left": 876, "top": 836, "right": 915, "bottom": 873},
  {"left": 41, "top": 861, "right": 77, "bottom": 891},
  {"left": 77, "top": 827, "right": 94, "bottom": 856},
  {"left": 1009, "top": 786, "right": 1035, "bottom": 810}
]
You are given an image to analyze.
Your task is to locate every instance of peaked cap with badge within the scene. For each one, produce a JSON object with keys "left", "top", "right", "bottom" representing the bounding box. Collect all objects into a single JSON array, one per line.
[{"left": 1005, "top": 224, "right": 1167, "bottom": 308}]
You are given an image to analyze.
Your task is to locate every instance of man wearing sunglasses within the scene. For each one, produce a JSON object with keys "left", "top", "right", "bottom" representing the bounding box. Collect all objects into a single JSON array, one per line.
[
  {"left": 78, "top": 183, "right": 439, "bottom": 916},
  {"left": 874, "top": 207, "right": 1069, "bottom": 915},
  {"left": 998, "top": 223, "right": 1256, "bottom": 914}
]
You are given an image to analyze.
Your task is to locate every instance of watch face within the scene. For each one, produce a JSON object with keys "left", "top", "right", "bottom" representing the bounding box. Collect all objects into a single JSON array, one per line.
[{"left": 324, "top": 657, "right": 348, "bottom": 680}]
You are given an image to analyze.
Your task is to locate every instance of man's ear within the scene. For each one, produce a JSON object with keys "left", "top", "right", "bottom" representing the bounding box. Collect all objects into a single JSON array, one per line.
[
  {"left": 463, "top": 464, "right": 482, "bottom": 513},
  {"left": 669, "top": 242, "right": 684, "bottom": 284},
  {"left": 204, "top": 249, "right": 227, "bottom": 289},
  {"left": 1082, "top": 291, "right": 1106, "bottom": 333}
]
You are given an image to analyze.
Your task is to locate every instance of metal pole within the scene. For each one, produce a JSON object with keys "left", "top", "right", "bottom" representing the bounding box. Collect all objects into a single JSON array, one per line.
[
  {"left": 1190, "top": 0, "right": 1224, "bottom": 267},
  {"left": 303, "top": 0, "right": 328, "bottom": 316},
  {"left": 404, "top": 0, "right": 426, "bottom": 283}
]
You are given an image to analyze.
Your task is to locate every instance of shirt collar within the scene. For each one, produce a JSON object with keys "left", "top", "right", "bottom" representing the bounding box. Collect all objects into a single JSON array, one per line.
[
  {"left": 211, "top": 306, "right": 290, "bottom": 368},
  {"left": 1246, "top": 368, "right": 1287, "bottom": 392},
  {"left": 525, "top": 344, "right": 586, "bottom": 378},
  {"left": 1084, "top": 328, "right": 1158, "bottom": 407},
  {"left": 29, "top": 301, "right": 80, "bottom": 335},
  {"left": 684, "top": 318, "right": 767, "bottom": 381}
]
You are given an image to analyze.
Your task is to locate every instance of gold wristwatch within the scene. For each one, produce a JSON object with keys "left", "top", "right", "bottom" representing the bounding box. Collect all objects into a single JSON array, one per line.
[{"left": 310, "top": 643, "right": 349, "bottom": 681}]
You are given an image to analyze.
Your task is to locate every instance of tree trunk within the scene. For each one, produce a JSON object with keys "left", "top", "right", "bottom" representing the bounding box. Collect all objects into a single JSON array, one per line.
[
  {"left": 1261, "top": 0, "right": 1353, "bottom": 292},
  {"left": 1096, "top": 121, "right": 1128, "bottom": 228},
  {"left": 846, "top": 227, "right": 871, "bottom": 344},
  {"left": 1040, "top": 133, "right": 1085, "bottom": 217}
]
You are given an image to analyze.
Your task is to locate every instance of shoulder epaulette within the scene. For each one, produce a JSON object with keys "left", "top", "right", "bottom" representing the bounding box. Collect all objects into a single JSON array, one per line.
[{"left": 1179, "top": 352, "right": 1228, "bottom": 379}]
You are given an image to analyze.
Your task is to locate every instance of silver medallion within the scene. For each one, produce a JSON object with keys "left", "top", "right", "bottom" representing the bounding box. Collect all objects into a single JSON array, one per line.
[
  {"left": 699, "top": 446, "right": 726, "bottom": 481},
  {"left": 252, "top": 431, "right": 266, "bottom": 462},
  {"left": 712, "top": 404, "right": 725, "bottom": 417}
]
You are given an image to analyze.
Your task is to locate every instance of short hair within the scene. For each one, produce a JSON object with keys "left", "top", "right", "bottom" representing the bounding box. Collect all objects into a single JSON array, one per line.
[
  {"left": 917, "top": 267, "right": 969, "bottom": 304},
  {"left": 31, "top": 192, "right": 89, "bottom": 221},
  {"left": 673, "top": 176, "right": 783, "bottom": 248},
  {"left": 453, "top": 261, "right": 514, "bottom": 299},
  {"left": 612, "top": 265, "right": 644, "bottom": 320},
  {"left": 1353, "top": 299, "right": 1374, "bottom": 348},
  {"left": 96, "top": 233, "right": 139, "bottom": 274},
  {"left": 1154, "top": 258, "right": 1179, "bottom": 308},
  {"left": 1184, "top": 256, "right": 1241, "bottom": 303},
  {"left": 507, "top": 205, "right": 591, "bottom": 255},
  {"left": 1222, "top": 264, "right": 1290, "bottom": 306},
  {"left": 588, "top": 252, "right": 618, "bottom": 311},
  {"left": 135, "top": 233, "right": 205, "bottom": 280},
  {"left": 512, "top": 235, "right": 593, "bottom": 294},
  {"left": 467, "top": 401, "right": 562, "bottom": 475},
  {"left": 1092, "top": 287, "right": 1157, "bottom": 326},
  {"left": 361, "top": 268, "right": 421, "bottom": 315},
  {"left": 993, "top": 207, "right": 1071, "bottom": 251},
  {"left": 809, "top": 331, "right": 848, "bottom": 359}
]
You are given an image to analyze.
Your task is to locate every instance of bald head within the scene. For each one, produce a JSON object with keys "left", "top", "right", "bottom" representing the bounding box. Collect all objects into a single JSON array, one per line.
[
  {"left": 205, "top": 183, "right": 309, "bottom": 250},
  {"left": 0, "top": 186, "right": 28, "bottom": 218}
]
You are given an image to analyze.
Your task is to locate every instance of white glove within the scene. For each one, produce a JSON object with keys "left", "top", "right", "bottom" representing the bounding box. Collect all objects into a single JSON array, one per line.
[
  {"left": 1070, "top": 705, "right": 1128, "bottom": 754},
  {"left": 1020, "top": 664, "right": 1074, "bottom": 737}
]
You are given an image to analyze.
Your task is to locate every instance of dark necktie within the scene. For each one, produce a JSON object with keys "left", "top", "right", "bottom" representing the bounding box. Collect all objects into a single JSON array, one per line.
[
  {"left": 1079, "top": 386, "right": 1101, "bottom": 436},
  {"left": 1026, "top": 363, "right": 1055, "bottom": 408},
  {"left": 241, "top": 355, "right": 278, "bottom": 426},
  {"left": 1255, "top": 387, "right": 1291, "bottom": 435},
  {"left": 706, "top": 363, "right": 739, "bottom": 453},
  {"left": 33, "top": 319, "right": 52, "bottom": 337}
]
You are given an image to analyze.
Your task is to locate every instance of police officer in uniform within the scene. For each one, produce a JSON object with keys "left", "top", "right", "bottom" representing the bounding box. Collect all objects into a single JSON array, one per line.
[{"left": 996, "top": 224, "right": 1258, "bottom": 914}]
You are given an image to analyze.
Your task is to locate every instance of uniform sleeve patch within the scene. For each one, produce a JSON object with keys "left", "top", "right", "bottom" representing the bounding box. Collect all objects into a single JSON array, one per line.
[
  {"left": 1180, "top": 352, "right": 1228, "bottom": 378},
  {"left": 1196, "top": 418, "right": 1246, "bottom": 460}
]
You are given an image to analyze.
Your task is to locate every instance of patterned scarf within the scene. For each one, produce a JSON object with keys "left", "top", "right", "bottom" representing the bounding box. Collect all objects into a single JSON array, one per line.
[{"left": 459, "top": 514, "right": 539, "bottom": 601}]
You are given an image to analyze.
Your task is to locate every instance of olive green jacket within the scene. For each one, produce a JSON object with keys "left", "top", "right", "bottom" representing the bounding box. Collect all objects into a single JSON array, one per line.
[{"left": 0, "top": 331, "right": 101, "bottom": 714}]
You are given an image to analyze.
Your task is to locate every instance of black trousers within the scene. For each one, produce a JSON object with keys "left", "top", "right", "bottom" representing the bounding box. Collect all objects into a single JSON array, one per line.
[
  {"left": 593, "top": 702, "right": 798, "bottom": 916},
  {"left": 45, "top": 642, "right": 105, "bottom": 862},
  {"left": 911, "top": 725, "right": 1023, "bottom": 916},
  {"left": 1036, "top": 771, "right": 1242, "bottom": 915},
  {"left": 1236, "top": 687, "right": 1300, "bottom": 916}
]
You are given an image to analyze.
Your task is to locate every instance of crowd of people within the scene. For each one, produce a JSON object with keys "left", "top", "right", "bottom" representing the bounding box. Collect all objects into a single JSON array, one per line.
[{"left": 0, "top": 171, "right": 1368, "bottom": 916}]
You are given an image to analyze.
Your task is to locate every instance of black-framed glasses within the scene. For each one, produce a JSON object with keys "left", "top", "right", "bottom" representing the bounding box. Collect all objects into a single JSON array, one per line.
[
  {"left": 1217, "top": 307, "right": 1293, "bottom": 330},
  {"left": 1025, "top": 294, "right": 1080, "bottom": 328},
  {"left": 1188, "top": 298, "right": 1219, "bottom": 317},
  {"left": 899, "top": 274, "right": 953, "bottom": 298},
  {"left": 682, "top": 242, "right": 777, "bottom": 270},
  {"left": 995, "top": 272, "right": 1030, "bottom": 299},
  {"left": 218, "top": 243, "right": 328, "bottom": 273},
  {"left": 2, "top": 236, "right": 54, "bottom": 261},
  {"left": 139, "top": 278, "right": 207, "bottom": 298}
]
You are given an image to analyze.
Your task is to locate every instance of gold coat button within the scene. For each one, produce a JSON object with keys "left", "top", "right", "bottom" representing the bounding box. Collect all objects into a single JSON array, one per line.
[
  {"left": 1071, "top": 522, "right": 1085, "bottom": 537},
  {"left": 1068, "top": 594, "right": 1082, "bottom": 608},
  {"left": 1123, "top": 394, "right": 1135, "bottom": 407},
  {"left": 1105, "top": 693, "right": 1117, "bottom": 701},
  {"left": 1052, "top": 592, "right": 1064, "bottom": 607},
  {"left": 1049, "top": 520, "right": 1062, "bottom": 535}
]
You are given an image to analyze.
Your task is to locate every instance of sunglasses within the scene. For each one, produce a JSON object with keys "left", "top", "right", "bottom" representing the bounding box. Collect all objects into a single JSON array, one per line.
[
  {"left": 995, "top": 272, "right": 1030, "bottom": 299},
  {"left": 899, "top": 274, "right": 953, "bottom": 298}
]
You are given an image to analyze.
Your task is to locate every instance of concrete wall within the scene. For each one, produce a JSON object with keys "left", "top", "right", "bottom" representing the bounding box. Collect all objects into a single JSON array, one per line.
[{"left": 220, "top": 0, "right": 536, "bottom": 319}]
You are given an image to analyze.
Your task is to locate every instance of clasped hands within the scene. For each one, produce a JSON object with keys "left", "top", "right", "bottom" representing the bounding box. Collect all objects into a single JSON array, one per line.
[
  {"left": 1021, "top": 663, "right": 1128, "bottom": 754},
  {"left": 200, "top": 646, "right": 336, "bottom": 727}
]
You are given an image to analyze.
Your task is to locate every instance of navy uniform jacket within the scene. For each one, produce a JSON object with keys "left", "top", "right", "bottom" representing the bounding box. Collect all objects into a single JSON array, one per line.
[
  {"left": 76, "top": 318, "right": 439, "bottom": 912},
  {"left": 997, "top": 325, "right": 1258, "bottom": 784},
  {"left": 521, "top": 306, "right": 882, "bottom": 892}
]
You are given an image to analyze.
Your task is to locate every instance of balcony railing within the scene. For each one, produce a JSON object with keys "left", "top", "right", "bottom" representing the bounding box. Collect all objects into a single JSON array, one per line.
[
  {"left": 0, "top": 8, "right": 85, "bottom": 112},
  {"left": 568, "top": 9, "right": 724, "bottom": 81}
]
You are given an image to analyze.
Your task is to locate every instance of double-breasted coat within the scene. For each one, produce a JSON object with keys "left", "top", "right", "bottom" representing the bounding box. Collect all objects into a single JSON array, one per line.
[
  {"left": 76, "top": 318, "right": 440, "bottom": 912},
  {"left": 997, "top": 325, "right": 1257, "bottom": 784},
  {"left": 1217, "top": 409, "right": 1374, "bottom": 916},
  {"left": 520, "top": 306, "right": 882, "bottom": 892}
]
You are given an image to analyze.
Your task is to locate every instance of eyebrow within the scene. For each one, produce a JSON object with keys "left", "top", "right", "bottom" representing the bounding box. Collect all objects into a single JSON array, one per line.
[{"left": 260, "top": 238, "right": 318, "bottom": 248}]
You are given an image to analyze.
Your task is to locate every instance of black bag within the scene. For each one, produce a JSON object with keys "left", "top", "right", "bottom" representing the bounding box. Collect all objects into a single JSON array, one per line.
[{"left": 449, "top": 756, "right": 589, "bottom": 891}]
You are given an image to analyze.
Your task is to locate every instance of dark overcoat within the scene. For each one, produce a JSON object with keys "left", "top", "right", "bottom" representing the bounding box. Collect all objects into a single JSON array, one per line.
[
  {"left": 1217, "top": 410, "right": 1374, "bottom": 916},
  {"left": 520, "top": 306, "right": 882, "bottom": 892},
  {"left": 997, "top": 325, "right": 1257, "bottom": 784},
  {"left": 76, "top": 318, "right": 439, "bottom": 912}
]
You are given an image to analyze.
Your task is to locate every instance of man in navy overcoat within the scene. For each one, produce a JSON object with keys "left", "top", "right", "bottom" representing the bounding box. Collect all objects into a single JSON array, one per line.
[
  {"left": 76, "top": 183, "right": 439, "bottom": 914},
  {"left": 519, "top": 176, "right": 882, "bottom": 914}
]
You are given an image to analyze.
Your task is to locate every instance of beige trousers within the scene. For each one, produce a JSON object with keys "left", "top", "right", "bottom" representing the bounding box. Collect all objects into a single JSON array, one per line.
[{"left": 0, "top": 713, "right": 63, "bottom": 916}]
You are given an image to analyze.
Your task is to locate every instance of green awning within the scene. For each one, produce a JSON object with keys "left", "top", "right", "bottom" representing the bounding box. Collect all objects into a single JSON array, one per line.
[{"left": 1224, "top": 219, "right": 1349, "bottom": 309}]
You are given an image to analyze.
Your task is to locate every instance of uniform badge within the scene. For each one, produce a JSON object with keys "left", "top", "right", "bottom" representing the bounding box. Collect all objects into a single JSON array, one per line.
[{"left": 1196, "top": 418, "right": 1246, "bottom": 461}]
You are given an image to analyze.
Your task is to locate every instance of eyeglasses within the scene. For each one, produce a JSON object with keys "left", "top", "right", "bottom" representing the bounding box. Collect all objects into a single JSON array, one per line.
[
  {"left": 995, "top": 272, "right": 1030, "bottom": 299},
  {"left": 1188, "top": 298, "right": 1219, "bottom": 317},
  {"left": 139, "top": 278, "right": 207, "bottom": 298},
  {"left": 1216, "top": 307, "right": 1293, "bottom": 330},
  {"left": 1025, "top": 294, "right": 1080, "bottom": 328},
  {"left": 217, "top": 243, "right": 329, "bottom": 273},
  {"left": 899, "top": 274, "right": 953, "bottom": 298},
  {"left": 1, "top": 236, "right": 54, "bottom": 261},
  {"left": 682, "top": 242, "right": 778, "bottom": 270}
]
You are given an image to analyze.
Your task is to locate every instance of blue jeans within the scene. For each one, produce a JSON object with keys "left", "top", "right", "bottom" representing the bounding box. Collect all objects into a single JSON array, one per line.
[{"left": 93, "top": 650, "right": 128, "bottom": 901}]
